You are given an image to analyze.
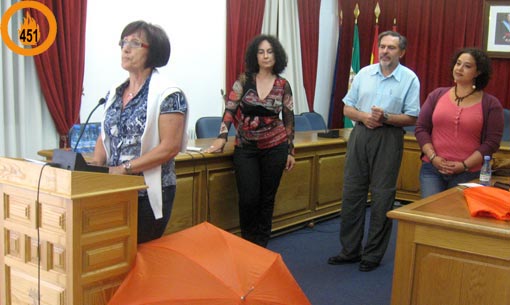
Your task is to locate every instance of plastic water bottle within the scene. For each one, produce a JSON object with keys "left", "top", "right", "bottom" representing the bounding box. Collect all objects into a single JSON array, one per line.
[
  {"left": 70, "top": 125, "right": 81, "bottom": 151},
  {"left": 84, "top": 125, "right": 95, "bottom": 152},
  {"left": 479, "top": 155, "right": 492, "bottom": 186}
]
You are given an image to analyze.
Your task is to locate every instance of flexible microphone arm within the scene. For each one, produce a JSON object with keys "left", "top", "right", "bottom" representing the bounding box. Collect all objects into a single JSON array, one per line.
[{"left": 73, "top": 98, "right": 106, "bottom": 152}]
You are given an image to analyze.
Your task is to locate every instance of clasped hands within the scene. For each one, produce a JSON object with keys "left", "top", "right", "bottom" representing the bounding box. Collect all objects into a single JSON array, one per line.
[
  {"left": 362, "top": 106, "right": 385, "bottom": 129},
  {"left": 431, "top": 156, "right": 464, "bottom": 175}
]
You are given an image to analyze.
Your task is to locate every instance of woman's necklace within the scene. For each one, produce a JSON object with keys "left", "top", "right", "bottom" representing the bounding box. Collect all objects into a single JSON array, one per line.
[
  {"left": 124, "top": 84, "right": 141, "bottom": 103},
  {"left": 454, "top": 84, "right": 476, "bottom": 106}
]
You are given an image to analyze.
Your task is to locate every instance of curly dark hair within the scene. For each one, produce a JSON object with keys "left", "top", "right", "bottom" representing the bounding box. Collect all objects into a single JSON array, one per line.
[
  {"left": 244, "top": 34, "right": 288, "bottom": 76},
  {"left": 121, "top": 20, "right": 171, "bottom": 69},
  {"left": 449, "top": 47, "right": 492, "bottom": 90}
]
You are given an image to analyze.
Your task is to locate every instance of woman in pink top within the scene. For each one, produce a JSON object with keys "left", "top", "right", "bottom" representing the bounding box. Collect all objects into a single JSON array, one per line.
[{"left": 415, "top": 48, "right": 504, "bottom": 198}]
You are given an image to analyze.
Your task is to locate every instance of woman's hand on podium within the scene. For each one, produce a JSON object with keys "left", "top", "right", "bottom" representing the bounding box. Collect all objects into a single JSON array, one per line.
[{"left": 109, "top": 165, "right": 127, "bottom": 175}]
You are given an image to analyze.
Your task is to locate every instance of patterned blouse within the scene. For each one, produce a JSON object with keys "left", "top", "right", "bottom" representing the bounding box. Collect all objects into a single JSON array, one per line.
[
  {"left": 104, "top": 74, "right": 187, "bottom": 195},
  {"left": 220, "top": 75, "right": 295, "bottom": 155}
]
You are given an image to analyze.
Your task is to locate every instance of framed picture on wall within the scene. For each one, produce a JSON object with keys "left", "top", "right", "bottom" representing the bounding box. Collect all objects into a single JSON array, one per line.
[{"left": 482, "top": 0, "right": 510, "bottom": 58}]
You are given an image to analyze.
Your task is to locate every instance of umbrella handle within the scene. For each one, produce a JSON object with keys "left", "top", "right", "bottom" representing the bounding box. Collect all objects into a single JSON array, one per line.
[{"left": 240, "top": 286, "right": 255, "bottom": 301}]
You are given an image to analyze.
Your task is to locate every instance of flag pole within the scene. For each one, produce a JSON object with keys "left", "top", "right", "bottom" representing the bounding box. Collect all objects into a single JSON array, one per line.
[
  {"left": 328, "top": 9, "right": 343, "bottom": 128},
  {"left": 370, "top": 2, "right": 381, "bottom": 65}
]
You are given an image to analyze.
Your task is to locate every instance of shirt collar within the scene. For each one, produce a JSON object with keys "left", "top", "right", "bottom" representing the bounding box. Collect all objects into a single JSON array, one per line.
[{"left": 372, "top": 63, "right": 403, "bottom": 82}]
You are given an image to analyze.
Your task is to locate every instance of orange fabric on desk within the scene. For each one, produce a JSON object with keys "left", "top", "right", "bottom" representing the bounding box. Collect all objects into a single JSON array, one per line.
[{"left": 464, "top": 186, "right": 510, "bottom": 221}]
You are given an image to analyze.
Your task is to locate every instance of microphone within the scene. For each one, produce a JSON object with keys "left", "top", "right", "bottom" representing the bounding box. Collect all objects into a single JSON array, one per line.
[
  {"left": 73, "top": 98, "right": 106, "bottom": 152},
  {"left": 318, "top": 128, "right": 339, "bottom": 138}
]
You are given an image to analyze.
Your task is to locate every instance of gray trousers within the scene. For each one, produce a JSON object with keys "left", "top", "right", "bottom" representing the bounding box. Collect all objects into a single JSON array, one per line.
[{"left": 340, "top": 123, "right": 404, "bottom": 263}]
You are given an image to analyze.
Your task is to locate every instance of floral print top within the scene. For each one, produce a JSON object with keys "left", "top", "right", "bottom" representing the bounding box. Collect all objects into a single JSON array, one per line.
[
  {"left": 104, "top": 74, "right": 187, "bottom": 195},
  {"left": 220, "top": 75, "right": 295, "bottom": 155}
]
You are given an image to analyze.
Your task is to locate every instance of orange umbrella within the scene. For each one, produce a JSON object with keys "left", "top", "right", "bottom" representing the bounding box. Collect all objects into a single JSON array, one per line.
[
  {"left": 108, "top": 222, "right": 311, "bottom": 305},
  {"left": 464, "top": 186, "right": 510, "bottom": 220}
]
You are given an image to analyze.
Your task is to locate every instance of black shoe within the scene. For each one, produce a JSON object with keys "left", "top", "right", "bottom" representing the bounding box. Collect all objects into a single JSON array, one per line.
[
  {"left": 327, "top": 254, "right": 361, "bottom": 265},
  {"left": 359, "top": 260, "right": 380, "bottom": 272}
]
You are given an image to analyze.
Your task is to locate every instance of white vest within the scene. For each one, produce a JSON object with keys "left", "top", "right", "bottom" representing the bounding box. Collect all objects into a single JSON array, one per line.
[{"left": 101, "top": 69, "right": 188, "bottom": 218}]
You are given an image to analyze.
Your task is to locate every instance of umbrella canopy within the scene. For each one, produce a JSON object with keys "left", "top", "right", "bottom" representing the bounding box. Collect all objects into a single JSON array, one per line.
[{"left": 108, "top": 222, "right": 311, "bottom": 305}]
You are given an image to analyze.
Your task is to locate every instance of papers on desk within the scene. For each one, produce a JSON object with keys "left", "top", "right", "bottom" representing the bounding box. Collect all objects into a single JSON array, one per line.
[
  {"left": 458, "top": 182, "right": 484, "bottom": 188},
  {"left": 186, "top": 146, "right": 203, "bottom": 152}
]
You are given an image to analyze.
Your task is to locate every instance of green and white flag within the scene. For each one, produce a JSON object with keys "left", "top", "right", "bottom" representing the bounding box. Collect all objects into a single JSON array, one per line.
[{"left": 345, "top": 23, "right": 360, "bottom": 128}]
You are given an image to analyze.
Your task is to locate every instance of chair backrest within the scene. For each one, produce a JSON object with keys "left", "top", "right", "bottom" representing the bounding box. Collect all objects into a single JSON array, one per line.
[
  {"left": 195, "top": 116, "right": 235, "bottom": 139},
  {"left": 294, "top": 115, "right": 313, "bottom": 132},
  {"left": 503, "top": 109, "right": 510, "bottom": 142},
  {"left": 301, "top": 112, "right": 327, "bottom": 131}
]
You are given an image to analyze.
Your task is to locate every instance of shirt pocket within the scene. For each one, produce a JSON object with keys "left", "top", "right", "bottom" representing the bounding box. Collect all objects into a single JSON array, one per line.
[{"left": 381, "top": 95, "right": 404, "bottom": 114}]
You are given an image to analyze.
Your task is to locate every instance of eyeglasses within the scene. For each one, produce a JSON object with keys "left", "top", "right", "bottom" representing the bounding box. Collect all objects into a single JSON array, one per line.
[{"left": 118, "top": 39, "right": 149, "bottom": 49}]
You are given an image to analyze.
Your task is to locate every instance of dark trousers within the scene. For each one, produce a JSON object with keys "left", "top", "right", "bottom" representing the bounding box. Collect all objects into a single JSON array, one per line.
[
  {"left": 137, "top": 185, "right": 175, "bottom": 244},
  {"left": 233, "top": 142, "right": 288, "bottom": 247},
  {"left": 340, "top": 124, "right": 404, "bottom": 263}
]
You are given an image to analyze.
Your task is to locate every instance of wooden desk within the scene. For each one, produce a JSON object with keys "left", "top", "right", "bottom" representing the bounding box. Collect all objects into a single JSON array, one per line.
[
  {"left": 387, "top": 177, "right": 510, "bottom": 305},
  {"left": 38, "top": 131, "right": 349, "bottom": 235},
  {"left": 38, "top": 131, "right": 510, "bottom": 235},
  {"left": 169, "top": 130, "right": 349, "bottom": 234}
]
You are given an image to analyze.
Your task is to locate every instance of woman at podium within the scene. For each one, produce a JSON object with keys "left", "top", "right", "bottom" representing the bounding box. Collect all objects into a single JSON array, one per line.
[{"left": 91, "top": 20, "right": 188, "bottom": 243}]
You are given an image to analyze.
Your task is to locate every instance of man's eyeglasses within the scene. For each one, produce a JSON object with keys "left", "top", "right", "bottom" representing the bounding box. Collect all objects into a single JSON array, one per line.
[{"left": 119, "top": 40, "right": 149, "bottom": 49}]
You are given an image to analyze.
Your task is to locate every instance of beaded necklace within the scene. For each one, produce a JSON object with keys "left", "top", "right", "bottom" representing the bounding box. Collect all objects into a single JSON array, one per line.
[{"left": 454, "top": 84, "right": 476, "bottom": 106}]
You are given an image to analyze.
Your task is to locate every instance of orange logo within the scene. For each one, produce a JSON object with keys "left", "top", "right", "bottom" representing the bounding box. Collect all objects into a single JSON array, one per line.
[
  {"left": 19, "top": 11, "right": 40, "bottom": 46},
  {"left": 0, "top": 1, "right": 57, "bottom": 56}
]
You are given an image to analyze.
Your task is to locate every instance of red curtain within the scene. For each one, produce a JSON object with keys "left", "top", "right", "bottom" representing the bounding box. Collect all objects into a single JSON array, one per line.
[
  {"left": 30, "top": 0, "right": 87, "bottom": 148},
  {"left": 297, "top": 0, "right": 321, "bottom": 112},
  {"left": 330, "top": 0, "right": 510, "bottom": 128},
  {"left": 226, "top": 0, "right": 266, "bottom": 91}
]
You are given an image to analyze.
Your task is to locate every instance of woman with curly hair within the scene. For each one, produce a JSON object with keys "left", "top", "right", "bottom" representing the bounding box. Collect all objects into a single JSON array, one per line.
[
  {"left": 415, "top": 47, "right": 504, "bottom": 197},
  {"left": 205, "top": 34, "right": 295, "bottom": 247}
]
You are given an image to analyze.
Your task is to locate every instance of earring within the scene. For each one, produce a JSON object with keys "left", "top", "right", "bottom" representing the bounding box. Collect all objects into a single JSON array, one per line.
[{"left": 472, "top": 84, "right": 476, "bottom": 90}]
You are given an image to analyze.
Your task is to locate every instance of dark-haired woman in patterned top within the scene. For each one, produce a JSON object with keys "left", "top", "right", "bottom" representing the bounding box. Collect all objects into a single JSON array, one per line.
[{"left": 205, "top": 34, "right": 295, "bottom": 247}]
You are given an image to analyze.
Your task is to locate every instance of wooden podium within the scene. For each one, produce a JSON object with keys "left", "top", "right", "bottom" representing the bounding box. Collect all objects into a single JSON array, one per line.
[
  {"left": 0, "top": 157, "right": 146, "bottom": 305},
  {"left": 388, "top": 177, "right": 510, "bottom": 305}
]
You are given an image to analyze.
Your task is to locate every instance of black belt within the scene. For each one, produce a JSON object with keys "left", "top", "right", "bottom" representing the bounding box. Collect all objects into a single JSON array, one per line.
[{"left": 356, "top": 122, "right": 401, "bottom": 129}]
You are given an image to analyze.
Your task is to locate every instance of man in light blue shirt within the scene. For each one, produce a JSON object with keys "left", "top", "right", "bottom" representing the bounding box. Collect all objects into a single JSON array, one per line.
[{"left": 328, "top": 31, "right": 420, "bottom": 272}]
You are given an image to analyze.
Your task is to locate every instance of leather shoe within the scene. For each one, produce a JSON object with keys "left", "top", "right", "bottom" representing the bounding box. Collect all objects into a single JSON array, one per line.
[
  {"left": 327, "top": 254, "right": 361, "bottom": 265},
  {"left": 359, "top": 260, "right": 380, "bottom": 272}
]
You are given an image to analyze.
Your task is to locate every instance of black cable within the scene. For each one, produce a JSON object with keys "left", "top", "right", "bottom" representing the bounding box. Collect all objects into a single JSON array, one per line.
[{"left": 36, "top": 163, "right": 51, "bottom": 305}]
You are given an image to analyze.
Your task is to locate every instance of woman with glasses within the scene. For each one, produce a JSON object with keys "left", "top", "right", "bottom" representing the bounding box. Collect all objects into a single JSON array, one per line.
[
  {"left": 92, "top": 20, "right": 188, "bottom": 243},
  {"left": 204, "top": 35, "right": 295, "bottom": 247}
]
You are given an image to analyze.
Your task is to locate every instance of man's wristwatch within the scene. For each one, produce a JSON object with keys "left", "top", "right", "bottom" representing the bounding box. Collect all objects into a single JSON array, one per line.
[
  {"left": 383, "top": 112, "right": 390, "bottom": 122},
  {"left": 123, "top": 160, "right": 133, "bottom": 174}
]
